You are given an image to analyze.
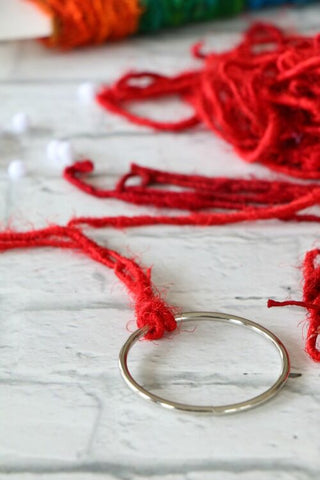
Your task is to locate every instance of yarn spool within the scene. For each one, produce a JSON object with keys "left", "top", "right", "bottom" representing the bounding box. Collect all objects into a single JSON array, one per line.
[
  {"left": 248, "top": 0, "right": 316, "bottom": 7},
  {"left": 26, "top": 0, "right": 243, "bottom": 48},
  {"left": 26, "top": 0, "right": 318, "bottom": 49},
  {"left": 138, "top": 0, "right": 244, "bottom": 33}
]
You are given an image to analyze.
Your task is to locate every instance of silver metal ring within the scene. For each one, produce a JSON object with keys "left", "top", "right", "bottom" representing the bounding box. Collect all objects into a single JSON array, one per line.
[{"left": 119, "top": 311, "right": 290, "bottom": 415}]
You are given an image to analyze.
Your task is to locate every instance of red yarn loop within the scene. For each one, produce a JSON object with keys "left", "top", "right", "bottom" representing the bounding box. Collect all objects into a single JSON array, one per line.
[
  {"left": 65, "top": 160, "right": 320, "bottom": 221},
  {"left": 97, "top": 23, "right": 320, "bottom": 179},
  {"left": 97, "top": 70, "right": 200, "bottom": 131},
  {"left": 135, "top": 295, "right": 177, "bottom": 340}
]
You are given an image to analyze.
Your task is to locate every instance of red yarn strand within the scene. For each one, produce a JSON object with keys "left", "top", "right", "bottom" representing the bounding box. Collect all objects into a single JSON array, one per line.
[
  {"left": 65, "top": 160, "right": 320, "bottom": 223},
  {"left": 0, "top": 224, "right": 176, "bottom": 340}
]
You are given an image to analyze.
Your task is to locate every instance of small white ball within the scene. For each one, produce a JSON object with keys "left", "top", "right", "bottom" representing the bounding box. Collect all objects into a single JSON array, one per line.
[
  {"left": 46, "top": 139, "right": 61, "bottom": 163},
  {"left": 8, "top": 160, "right": 26, "bottom": 180},
  {"left": 56, "top": 140, "right": 75, "bottom": 167},
  {"left": 10, "top": 112, "right": 31, "bottom": 134},
  {"left": 77, "top": 82, "right": 97, "bottom": 105},
  {"left": 46, "top": 139, "right": 75, "bottom": 169}
]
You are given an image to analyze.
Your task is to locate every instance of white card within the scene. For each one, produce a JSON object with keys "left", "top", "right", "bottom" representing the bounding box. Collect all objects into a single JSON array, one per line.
[{"left": 0, "top": 0, "right": 52, "bottom": 41}]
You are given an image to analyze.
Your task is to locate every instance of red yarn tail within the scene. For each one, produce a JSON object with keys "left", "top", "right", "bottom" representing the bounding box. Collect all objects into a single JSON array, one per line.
[
  {"left": 0, "top": 225, "right": 176, "bottom": 340},
  {"left": 268, "top": 248, "right": 320, "bottom": 362}
]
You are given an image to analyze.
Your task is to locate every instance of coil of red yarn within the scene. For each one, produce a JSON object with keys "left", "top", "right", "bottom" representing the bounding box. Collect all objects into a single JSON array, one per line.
[{"left": 97, "top": 22, "right": 320, "bottom": 179}]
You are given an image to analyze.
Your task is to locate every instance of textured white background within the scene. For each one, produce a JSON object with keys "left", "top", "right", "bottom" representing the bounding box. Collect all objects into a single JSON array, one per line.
[{"left": 1, "top": 5, "right": 320, "bottom": 480}]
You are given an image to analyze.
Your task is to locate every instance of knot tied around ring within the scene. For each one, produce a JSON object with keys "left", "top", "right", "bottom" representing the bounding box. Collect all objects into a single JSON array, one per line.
[{"left": 135, "top": 295, "right": 177, "bottom": 340}]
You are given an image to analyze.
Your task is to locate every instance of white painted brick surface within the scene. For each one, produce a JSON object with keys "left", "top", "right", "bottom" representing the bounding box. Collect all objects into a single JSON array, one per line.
[{"left": 1, "top": 5, "right": 320, "bottom": 479}]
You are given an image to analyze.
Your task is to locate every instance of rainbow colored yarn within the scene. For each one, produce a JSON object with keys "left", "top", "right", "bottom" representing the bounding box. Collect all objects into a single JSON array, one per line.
[
  {"left": 139, "top": 0, "right": 318, "bottom": 32},
  {"left": 28, "top": 0, "right": 318, "bottom": 49},
  {"left": 139, "top": 0, "right": 244, "bottom": 33},
  {"left": 248, "top": 0, "right": 316, "bottom": 7}
]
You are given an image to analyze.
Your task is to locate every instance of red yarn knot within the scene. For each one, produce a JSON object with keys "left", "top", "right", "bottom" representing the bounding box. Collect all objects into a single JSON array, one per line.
[{"left": 135, "top": 295, "right": 177, "bottom": 340}]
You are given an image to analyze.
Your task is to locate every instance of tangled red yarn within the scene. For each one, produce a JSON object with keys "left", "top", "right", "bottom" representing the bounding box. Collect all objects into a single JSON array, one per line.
[
  {"left": 3, "top": 157, "right": 320, "bottom": 354},
  {"left": 64, "top": 160, "right": 320, "bottom": 360},
  {"left": 3, "top": 23, "right": 320, "bottom": 359},
  {"left": 97, "top": 23, "right": 320, "bottom": 179}
]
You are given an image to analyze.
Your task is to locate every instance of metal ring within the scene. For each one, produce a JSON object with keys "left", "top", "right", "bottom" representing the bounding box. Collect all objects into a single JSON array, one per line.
[{"left": 119, "top": 311, "right": 290, "bottom": 415}]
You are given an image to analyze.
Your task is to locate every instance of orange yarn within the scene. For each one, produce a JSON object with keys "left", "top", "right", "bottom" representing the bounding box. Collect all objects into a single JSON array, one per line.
[{"left": 27, "top": 0, "right": 142, "bottom": 49}]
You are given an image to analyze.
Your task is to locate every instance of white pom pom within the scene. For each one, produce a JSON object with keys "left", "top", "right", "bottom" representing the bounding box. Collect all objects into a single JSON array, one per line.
[
  {"left": 46, "top": 139, "right": 75, "bottom": 168},
  {"left": 8, "top": 160, "right": 26, "bottom": 180},
  {"left": 46, "top": 139, "right": 61, "bottom": 163},
  {"left": 10, "top": 112, "right": 31, "bottom": 134},
  {"left": 77, "top": 82, "right": 97, "bottom": 105},
  {"left": 56, "top": 140, "right": 75, "bottom": 167}
]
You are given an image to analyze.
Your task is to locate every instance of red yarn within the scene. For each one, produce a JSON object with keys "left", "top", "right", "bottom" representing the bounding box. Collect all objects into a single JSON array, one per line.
[
  {"left": 3, "top": 158, "right": 320, "bottom": 355},
  {"left": 64, "top": 159, "right": 320, "bottom": 360},
  {"left": 65, "top": 160, "right": 320, "bottom": 223},
  {"left": 268, "top": 249, "right": 320, "bottom": 362},
  {"left": 0, "top": 225, "right": 176, "bottom": 340},
  {"left": 97, "top": 70, "right": 200, "bottom": 131},
  {"left": 5, "top": 23, "right": 320, "bottom": 356},
  {"left": 96, "top": 23, "right": 320, "bottom": 179}
]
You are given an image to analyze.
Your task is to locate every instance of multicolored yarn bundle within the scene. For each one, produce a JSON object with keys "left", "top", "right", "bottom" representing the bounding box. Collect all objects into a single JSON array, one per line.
[
  {"left": 248, "top": 0, "right": 316, "bottom": 8},
  {"left": 27, "top": 0, "right": 244, "bottom": 48},
  {"left": 27, "top": 0, "right": 317, "bottom": 49},
  {"left": 3, "top": 23, "right": 320, "bottom": 361},
  {"left": 139, "top": 0, "right": 244, "bottom": 33}
]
